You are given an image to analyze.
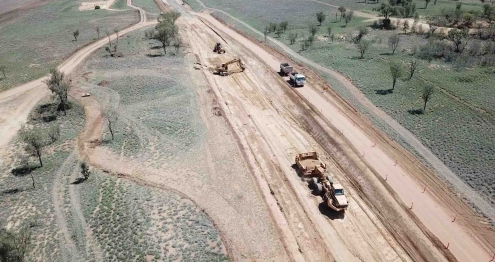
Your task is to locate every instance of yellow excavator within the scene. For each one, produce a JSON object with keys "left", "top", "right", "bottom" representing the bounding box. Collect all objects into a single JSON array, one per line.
[{"left": 213, "top": 58, "right": 246, "bottom": 76}]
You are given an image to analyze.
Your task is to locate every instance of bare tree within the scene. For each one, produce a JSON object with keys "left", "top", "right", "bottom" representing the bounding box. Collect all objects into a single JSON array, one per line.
[
  {"left": 264, "top": 26, "right": 269, "bottom": 42},
  {"left": 408, "top": 60, "right": 418, "bottom": 79},
  {"left": 309, "top": 23, "right": 319, "bottom": 37},
  {"left": 114, "top": 28, "right": 119, "bottom": 44},
  {"left": 46, "top": 69, "right": 70, "bottom": 115},
  {"left": 0, "top": 227, "right": 31, "bottom": 262},
  {"left": 345, "top": 10, "right": 354, "bottom": 26},
  {"left": 422, "top": 83, "right": 434, "bottom": 111},
  {"left": 0, "top": 65, "right": 6, "bottom": 78},
  {"left": 356, "top": 39, "right": 372, "bottom": 58},
  {"left": 389, "top": 62, "right": 403, "bottom": 90},
  {"left": 103, "top": 108, "right": 118, "bottom": 140},
  {"left": 388, "top": 34, "right": 401, "bottom": 54},
  {"left": 402, "top": 20, "right": 410, "bottom": 34},
  {"left": 173, "top": 38, "right": 182, "bottom": 54},
  {"left": 73, "top": 30, "right": 79, "bottom": 41},
  {"left": 338, "top": 6, "right": 346, "bottom": 21},
  {"left": 327, "top": 26, "right": 332, "bottom": 38},
  {"left": 95, "top": 26, "right": 100, "bottom": 39},
  {"left": 106, "top": 31, "right": 112, "bottom": 46},
  {"left": 316, "top": 11, "right": 326, "bottom": 26},
  {"left": 275, "top": 26, "right": 283, "bottom": 38},
  {"left": 48, "top": 123, "right": 60, "bottom": 143},
  {"left": 288, "top": 32, "right": 298, "bottom": 44}
]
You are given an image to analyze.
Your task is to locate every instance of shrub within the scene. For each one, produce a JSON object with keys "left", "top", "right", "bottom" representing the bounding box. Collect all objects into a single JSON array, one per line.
[{"left": 95, "top": 5, "right": 101, "bottom": 9}]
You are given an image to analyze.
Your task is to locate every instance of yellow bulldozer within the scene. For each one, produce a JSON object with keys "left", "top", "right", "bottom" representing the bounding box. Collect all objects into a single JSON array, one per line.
[{"left": 212, "top": 58, "right": 246, "bottom": 76}]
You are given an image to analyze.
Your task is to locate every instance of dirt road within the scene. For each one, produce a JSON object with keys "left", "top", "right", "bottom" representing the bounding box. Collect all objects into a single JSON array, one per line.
[{"left": 192, "top": 9, "right": 494, "bottom": 262}]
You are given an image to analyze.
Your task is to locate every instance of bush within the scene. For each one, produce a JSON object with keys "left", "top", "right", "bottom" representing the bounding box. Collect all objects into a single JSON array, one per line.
[{"left": 95, "top": 5, "right": 101, "bottom": 9}]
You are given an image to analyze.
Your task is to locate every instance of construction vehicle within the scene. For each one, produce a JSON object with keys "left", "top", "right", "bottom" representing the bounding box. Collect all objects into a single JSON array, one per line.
[
  {"left": 295, "top": 152, "right": 349, "bottom": 212},
  {"left": 279, "top": 63, "right": 293, "bottom": 76},
  {"left": 289, "top": 72, "right": 306, "bottom": 87},
  {"left": 213, "top": 58, "right": 246, "bottom": 76},
  {"left": 213, "top": 43, "right": 226, "bottom": 54}
]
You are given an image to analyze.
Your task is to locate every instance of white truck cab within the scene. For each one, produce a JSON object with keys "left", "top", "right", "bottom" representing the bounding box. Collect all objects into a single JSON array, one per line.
[{"left": 290, "top": 73, "right": 306, "bottom": 87}]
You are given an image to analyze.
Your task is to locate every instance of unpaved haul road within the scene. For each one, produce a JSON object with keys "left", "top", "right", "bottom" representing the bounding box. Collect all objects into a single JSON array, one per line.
[
  {"left": 193, "top": 11, "right": 494, "bottom": 262},
  {"left": 0, "top": 0, "right": 152, "bottom": 150}
]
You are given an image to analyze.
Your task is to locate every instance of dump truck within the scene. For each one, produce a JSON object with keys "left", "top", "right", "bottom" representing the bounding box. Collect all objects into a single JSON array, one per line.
[
  {"left": 279, "top": 63, "right": 293, "bottom": 76},
  {"left": 213, "top": 43, "right": 226, "bottom": 54},
  {"left": 295, "top": 152, "right": 349, "bottom": 212},
  {"left": 213, "top": 58, "right": 246, "bottom": 76},
  {"left": 289, "top": 72, "right": 306, "bottom": 87}
]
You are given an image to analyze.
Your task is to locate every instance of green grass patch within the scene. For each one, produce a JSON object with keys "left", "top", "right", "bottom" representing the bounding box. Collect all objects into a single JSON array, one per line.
[{"left": 0, "top": 0, "right": 138, "bottom": 91}]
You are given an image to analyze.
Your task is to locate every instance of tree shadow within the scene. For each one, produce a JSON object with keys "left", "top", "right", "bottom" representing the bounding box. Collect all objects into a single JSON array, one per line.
[
  {"left": 379, "top": 52, "right": 394, "bottom": 56},
  {"left": 146, "top": 53, "right": 164, "bottom": 58},
  {"left": 408, "top": 109, "right": 424, "bottom": 115},
  {"left": 150, "top": 45, "right": 162, "bottom": 50},
  {"left": 71, "top": 177, "right": 87, "bottom": 185},
  {"left": 11, "top": 165, "right": 38, "bottom": 177},
  {"left": 375, "top": 89, "right": 393, "bottom": 95},
  {"left": 318, "top": 202, "right": 345, "bottom": 220}
]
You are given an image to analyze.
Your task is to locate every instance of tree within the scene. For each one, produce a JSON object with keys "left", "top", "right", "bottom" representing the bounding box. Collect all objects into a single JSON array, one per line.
[
  {"left": 153, "top": 24, "right": 177, "bottom": 54},
  {"left": 269, "top": 23, "right": 277, "bottom": 33},
  {"left": 389, "top": 61, "right": 403, "bottom": 90},
  {"left": 408, "top": 59, "right": 418, "bottom": 79},
  {"left": 80, "top": 162, "right": 90, "bottom": 181},
  {"left": 338, "top": 6, "right": 347, "bottom": 20},
  {"left": 288, "top": 32, "right": 298, "bottom": 44},
  {"left": 376, "top": 3, "right": 395, "bottom": 19},
  {"left": 158, "top": 11, "right": 181, "bottom": 24},
  {"left": 19, "top": 126, "right": 45, "bottom": 185},
  {"left": 173, "top": 38, "right": 182, "bottom": 54},
  {"left": 95, "top": 26, "right": 100, "bottom": 39},
  {"left": 114, "top": 28, "right": 119, "bottom": 44},
  {"left": 46, "top": 69, "right": 70, "bottom": 115},
  {"left": 316, "top": 11, "right": 326, "bottom": 26},
  {"left": 425, "top": 0, "right": 431, "bottom": 8},
  {"left": 279, "top": 21, "right": 289, "bottom": 32},
  {"left": 309, "top": 23, "right": 319, "bottom": 37},
  {"left": 106, "top": 31, "right": 112, "bottom": 46},
  {"left": 388, "top": 34, "right": 400, "bottom": 54},
  {"left": 447, "top": 28, "right": 469, "bottom": 53},
  {"left": 48, "top": 123, "right": 60, "bottom": 143},
  {"left": 0, "top": 227, "right": 30, "bottom": 262},
  {"left": 73, "top": 30, "right": 79, "bottom": 41},
  {"left": 264, "top": 26, "right": 269, "bottom": 42},
  {"left": 422, "top": 83, "right": 434, "bottom": 111},
  {"left": 402, "top": 20, "right": 409, "bottom": 34},
  {"left": 103, "top": 108, "right": 118, "bottom": 140},
  {"left": 356, "top": 39, "right": 372, "bottom": 58},
  {"left": 0, "top": 65, "right": 6, "bottom": 78},
  {"left": 345, "top": 10, "right": 354, "bottom": 26},
  {"left": 354, "top": 26, "right": 368, "bottom": 43},
  {"left": 275, "top": 26, "right": 283, "bottom": 38},
  {"left": 327, "top": 26, "right": 332, "bottom": 38}
]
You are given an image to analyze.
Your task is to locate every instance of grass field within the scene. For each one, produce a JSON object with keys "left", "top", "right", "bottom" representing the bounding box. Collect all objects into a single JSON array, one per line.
[
  {"left": 0, "top": 0, "right": 138, "bottom": 91},
  {"left": 196, "top": 0, "right": 495, "bottom": 209}
]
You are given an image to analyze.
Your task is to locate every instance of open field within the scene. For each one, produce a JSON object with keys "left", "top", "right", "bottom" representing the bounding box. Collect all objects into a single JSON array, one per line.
[
  {"left": 0, "top": 0, "right": 139, "bottom": 91},
  {"left": 2, "top": 0, "right": 495, "bottom": 260},
  {"left": 191, "top": 0, "right": 495, "bottom": 215}
]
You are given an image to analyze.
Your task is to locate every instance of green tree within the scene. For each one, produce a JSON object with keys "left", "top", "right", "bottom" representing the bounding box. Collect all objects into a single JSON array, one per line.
[
  {"left": 153, "top": 24, "right": 178, "bottom": 54},
  {"left": 447, "top": 28, "right": 469, "bottom": 53},
  {"left": 0, "top": 227, "right": 30, "bottom": 262},
  {"left": 309, "top": 23, "right": 319, "bottom": 37},
  {"left": 288, "top": 32, "right": 298, "bottom": 44},
  {"left": 338, "top": 6, "right": 347, "bottom": 20},
  {"left": 389, "top": 61, "right": 403, "bottom": 90},
  {"left": 275, "top": 26, "right": 284, "bottom": 37},
  {"left": 279, "top": 21, "right": 289, "bottom": 32},
  {"left": 327, "top": 26, "right": 332, "bottom": 38},
  {"left": 424, "top": 0, "right": 431, "bottom": 8},
  {"left": 316, "top": 11, "right": 326, "bottom": 26},
  {"left": 73, "top": 30, "right": 79, "bottom": 41},
  {"left": 81, "top": 162, "right": 90, "bottom": 181},
  {"left": 422, "top": 83, "right": 434, "bottom": 111},
  {"left": 356, "top": 39, "right": 372, "bottom": 58},
  {"left": 19, "top": 125, "right": 46, "bottom": 183},
  {"left": 46, "top": 69, "right": 70, "bottom": 115}
]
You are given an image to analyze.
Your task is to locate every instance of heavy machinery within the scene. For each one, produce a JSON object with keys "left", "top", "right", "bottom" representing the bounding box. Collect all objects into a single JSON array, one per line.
[
  {"left": 212, "top": 58, "right": 246, "bottom": 76},
  {"left": 295, "top": 152, "right": 349, "bottom": 212},
  {"left": 289, "top": 72, "right": 306, "bottom": 87},
  {"left": 213, "top": 43, "right": 226, "bottom": 54},
  {"left": 279, "top": 63, "right": 293, "bottom": 76}
]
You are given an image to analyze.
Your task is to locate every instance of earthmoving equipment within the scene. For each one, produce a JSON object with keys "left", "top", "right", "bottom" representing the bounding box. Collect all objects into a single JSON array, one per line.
[
  {"left": 279, "top": 63, "right": 293, "bottom": 76},
  {"left": 213, "top": 58, "right": 246, "bottom": 76},
  {"left": 213, "top": 43, "right": 226, "bottom": 54},
  {"left": 295, "top": 152, "right": 349, "bottom": 212},
  {"left": 289, "top": 72, "right": 306, "bottom": 87}
]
